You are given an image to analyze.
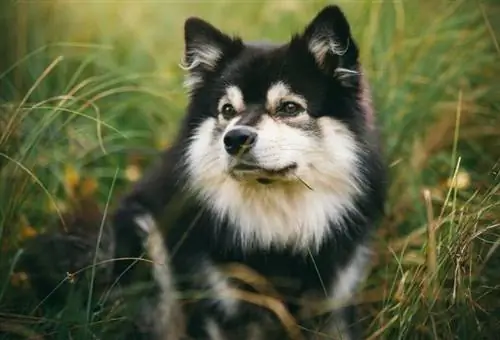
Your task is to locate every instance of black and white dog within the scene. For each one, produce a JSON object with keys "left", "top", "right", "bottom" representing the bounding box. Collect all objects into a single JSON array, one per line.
[{"left": 113, "top": 4, "right": 387, "bottom": 340}]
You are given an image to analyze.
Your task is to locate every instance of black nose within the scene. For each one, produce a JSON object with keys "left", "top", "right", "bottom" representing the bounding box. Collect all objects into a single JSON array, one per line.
[{"left": 223, "top": 127, "right": 257, "bottom": 156}]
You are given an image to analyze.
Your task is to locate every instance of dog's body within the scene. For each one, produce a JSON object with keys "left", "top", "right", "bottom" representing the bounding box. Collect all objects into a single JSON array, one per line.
[{"left": 113, "top": 5, "right": 386, "bottom": 340}]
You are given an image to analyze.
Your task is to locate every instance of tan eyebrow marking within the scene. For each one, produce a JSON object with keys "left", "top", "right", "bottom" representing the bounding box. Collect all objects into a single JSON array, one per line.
[
  {"left": 266, "top": 81, "right": 307, "bottom": 112},
  {"left": 217, "top": 85, "right": 245, "bottom": 113}
]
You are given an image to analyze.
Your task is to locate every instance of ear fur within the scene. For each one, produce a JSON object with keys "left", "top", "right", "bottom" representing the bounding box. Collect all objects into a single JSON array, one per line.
[
  {"left": 301, "top": 5, "right": 359, "bottom": 82},
  {"left": 181, "top": 17, "right": 242, "bottom": 91}
]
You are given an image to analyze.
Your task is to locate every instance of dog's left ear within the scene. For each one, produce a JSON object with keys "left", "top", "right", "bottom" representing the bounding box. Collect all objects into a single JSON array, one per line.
[{"left": 301, "top": 5, "right": 359, "bottom": 79}]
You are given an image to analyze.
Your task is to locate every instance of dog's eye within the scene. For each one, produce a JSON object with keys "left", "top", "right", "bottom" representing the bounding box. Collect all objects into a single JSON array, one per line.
[
  {"left": 221, "top": 103, "right": 237, "bottom": 119},
  {"left": 278, "top": 101, "right": 303, "bottom": 117}
]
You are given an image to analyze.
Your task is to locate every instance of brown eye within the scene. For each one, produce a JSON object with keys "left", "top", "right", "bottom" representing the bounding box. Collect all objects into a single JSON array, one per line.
[
  {"left": 278, "top": 101, "right": 302, "bottom": 117},
  {"left": 221, "top": 103, "right": 237, "bottom": 119}
]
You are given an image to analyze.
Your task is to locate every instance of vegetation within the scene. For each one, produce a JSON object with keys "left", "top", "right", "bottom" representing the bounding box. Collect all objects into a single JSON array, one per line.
[{"left": 0, "top": 0, "right": 498, "bottom": 338}]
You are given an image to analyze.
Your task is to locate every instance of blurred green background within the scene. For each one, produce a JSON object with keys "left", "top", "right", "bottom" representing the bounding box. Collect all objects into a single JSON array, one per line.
[{"left": 0, "top": 0, "right": 499, "bottom": 339}]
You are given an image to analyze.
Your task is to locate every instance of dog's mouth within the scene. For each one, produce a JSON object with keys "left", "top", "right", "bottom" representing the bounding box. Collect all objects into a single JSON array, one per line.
[{"left": 229, "top": 162, "right": 298, "bottom": 184}]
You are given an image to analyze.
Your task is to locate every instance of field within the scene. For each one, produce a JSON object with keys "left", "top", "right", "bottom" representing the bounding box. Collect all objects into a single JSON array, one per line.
[{"left": 0, "top": 0, "right": 499, "bottom": 339}]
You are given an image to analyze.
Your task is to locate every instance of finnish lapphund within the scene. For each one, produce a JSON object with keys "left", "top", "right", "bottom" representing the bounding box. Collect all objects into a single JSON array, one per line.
[
  {"left": 112, "top": 4, "right": 386, "bottom": 339},
  {"left": 20, "top": 4, "right": 387, "bottom": 340}
]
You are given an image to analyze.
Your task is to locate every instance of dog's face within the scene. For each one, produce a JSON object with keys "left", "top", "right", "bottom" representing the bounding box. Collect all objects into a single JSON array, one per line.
[{"left": 182, "top": 6, "right": 372, "bottom": 249}]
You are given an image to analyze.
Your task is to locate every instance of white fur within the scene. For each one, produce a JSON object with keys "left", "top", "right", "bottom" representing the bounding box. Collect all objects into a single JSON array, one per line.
[
  {"left": 183, "top": 74, "right": 203, "bottom": 92},
  {"left": 308, "top": 36, "right": 359, "bottom": 80},
  {"left": 201, "top": 261, "right": 239, "bottom": 315},
  {"left": 134, "top": 214, "right": 184, "bottom": 339},
  {"left": 331, "top": 245, "right": 371, "bottom": 307},
  {"left": 181, "top": 44, "right": 222, "bottom": 92},
  {"left": 335, "top": 67, "right": 360, "bottom": 81},
  {"left": 185, "top": 81, "right": 363, "bottom": 251},
  {"left": 308, "top": 36, "right": 345, "bottom": 64},
  {"left": 182, "top": 44, "right": 222, "bottom": 71}
]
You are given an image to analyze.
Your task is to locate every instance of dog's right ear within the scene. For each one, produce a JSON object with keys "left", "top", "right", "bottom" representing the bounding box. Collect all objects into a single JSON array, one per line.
[{"left": 182, "top": 18, "right": 243, "bottom": 90}]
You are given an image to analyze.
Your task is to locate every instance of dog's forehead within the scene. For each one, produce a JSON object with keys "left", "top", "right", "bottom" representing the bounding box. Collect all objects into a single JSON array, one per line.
[
  {"left": 218, "top": 46, "right": 299, "bottom": 103},
  {"left": 222, "top": 48, "right": 280, "bottom": 80}
]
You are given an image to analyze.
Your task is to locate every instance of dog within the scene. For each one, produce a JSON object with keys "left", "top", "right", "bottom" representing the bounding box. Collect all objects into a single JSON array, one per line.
[
  {"left": 112, "top": 4, "right": 386, "bottom": 340},
  {"left": 18, "top": 4, "right": 386, "bottom": 340}
]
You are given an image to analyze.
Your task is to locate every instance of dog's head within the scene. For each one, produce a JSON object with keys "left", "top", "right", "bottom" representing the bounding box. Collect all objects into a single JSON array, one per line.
[{"left": 181, "top": 6, "right": 375, "bottom": 249}]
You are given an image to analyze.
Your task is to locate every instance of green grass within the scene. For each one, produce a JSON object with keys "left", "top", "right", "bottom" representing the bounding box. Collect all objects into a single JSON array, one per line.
[{"left": 1, "top": 0, "right": 499, "bottom": 338}]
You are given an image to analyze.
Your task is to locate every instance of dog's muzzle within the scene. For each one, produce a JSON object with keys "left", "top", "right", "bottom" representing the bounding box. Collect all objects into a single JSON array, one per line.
[{"left": 223, "top": 126, "right": 298, "bottom": 184}]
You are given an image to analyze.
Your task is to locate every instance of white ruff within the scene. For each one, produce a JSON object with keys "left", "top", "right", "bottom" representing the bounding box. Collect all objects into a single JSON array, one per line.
[{"left": 185, "top": 88, "right": 363, "bottom": 250}]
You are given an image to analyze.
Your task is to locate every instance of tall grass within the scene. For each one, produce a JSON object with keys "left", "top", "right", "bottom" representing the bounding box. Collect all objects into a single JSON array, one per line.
[{"left": 1, "top": 0, "right": 499, "bottom": 339}]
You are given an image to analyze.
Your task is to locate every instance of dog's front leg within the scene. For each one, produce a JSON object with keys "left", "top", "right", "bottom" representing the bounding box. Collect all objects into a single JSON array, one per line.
[
  {"left": 112, "top": 205, "right": 185, "bottom": 340},
  {"left": 131, "top": 212, "right": 185, "bottom": 340}
]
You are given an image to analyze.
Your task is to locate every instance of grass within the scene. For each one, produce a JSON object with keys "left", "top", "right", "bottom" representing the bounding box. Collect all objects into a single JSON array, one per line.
[{"left": 0, "top": 0, "right": 499, "bottom": 338}]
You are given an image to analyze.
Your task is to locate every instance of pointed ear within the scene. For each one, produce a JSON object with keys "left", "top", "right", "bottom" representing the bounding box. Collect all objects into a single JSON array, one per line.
[
  {"left": 182, "top": 17, "right": 242, "bottom": 90},
  {"left": 301, "top": 6, "right": 359, "bottom": 80}
]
